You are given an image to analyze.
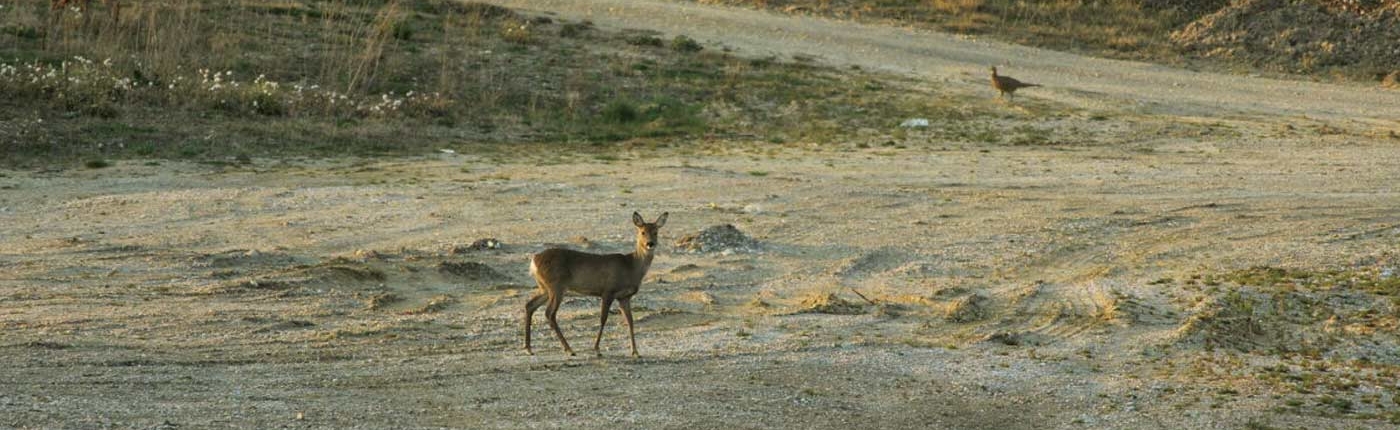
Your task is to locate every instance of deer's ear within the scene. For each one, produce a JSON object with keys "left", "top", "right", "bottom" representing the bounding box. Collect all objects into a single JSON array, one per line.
[
  {"left": 654, "top": 212, "right": 668, "bottom": 228},
  {"left": 633, "top": 212, "right": 645, "bottom": 227}
]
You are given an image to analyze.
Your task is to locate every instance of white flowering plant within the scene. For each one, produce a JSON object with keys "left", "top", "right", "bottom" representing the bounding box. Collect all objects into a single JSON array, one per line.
[{"left": 0, "top": 57, "right": 455, "bottom": 120}]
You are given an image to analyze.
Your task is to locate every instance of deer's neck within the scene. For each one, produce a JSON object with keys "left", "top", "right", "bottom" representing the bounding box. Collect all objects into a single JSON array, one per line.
[{"left": 630, "top": 246, "right": 656, "bottom": 280}]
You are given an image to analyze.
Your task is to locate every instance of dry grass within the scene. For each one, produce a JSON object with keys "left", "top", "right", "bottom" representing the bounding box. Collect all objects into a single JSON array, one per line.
[
  {"left": 798, "top": 291, "right": 865, "bottom": 315},
  {"left": 2, "top": 0, "right": 1063, "bottom": 165},
  {"left": 943, "top": 293, "right": 989, "bottom": 323}
]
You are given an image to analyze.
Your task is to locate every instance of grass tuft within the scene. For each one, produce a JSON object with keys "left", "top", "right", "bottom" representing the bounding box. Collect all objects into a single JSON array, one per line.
[{"left": 671, "top": 35, "right": 704, "bottom": 53}]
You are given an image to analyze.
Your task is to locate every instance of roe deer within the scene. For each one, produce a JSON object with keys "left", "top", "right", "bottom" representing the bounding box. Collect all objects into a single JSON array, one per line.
[
  {"left": 990, "top": 66, "right": 1039, "bottom": 100},
  {"left": 525, "top": 211, "right": 668, "bottom": 357}
]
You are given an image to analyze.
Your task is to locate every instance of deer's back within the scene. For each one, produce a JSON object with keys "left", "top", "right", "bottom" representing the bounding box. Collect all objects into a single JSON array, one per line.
[{"left": 530, "top": 248, "right": 639, "bottom": 297}]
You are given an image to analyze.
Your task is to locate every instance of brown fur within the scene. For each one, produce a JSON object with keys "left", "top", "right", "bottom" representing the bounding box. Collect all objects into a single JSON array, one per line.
[{"left": 524, "top": 212, "right": 668, "bottom": 357}]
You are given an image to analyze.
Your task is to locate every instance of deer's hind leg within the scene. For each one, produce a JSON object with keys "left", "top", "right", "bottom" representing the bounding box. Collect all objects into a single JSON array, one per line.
[
  {"left": 523, "top": 292, "right": 548, "bottom": 355},
  {"left": 544, "top": 294, "right": 575, "bottom": 356}
]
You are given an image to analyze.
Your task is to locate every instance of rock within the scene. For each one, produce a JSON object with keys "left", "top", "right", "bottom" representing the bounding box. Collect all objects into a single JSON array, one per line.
[
  {"left": 450, "top": 238, "right": 502, "bottom": 254},
  {"left": 899, "top": 118, "right": 930, "bottom": 128}
]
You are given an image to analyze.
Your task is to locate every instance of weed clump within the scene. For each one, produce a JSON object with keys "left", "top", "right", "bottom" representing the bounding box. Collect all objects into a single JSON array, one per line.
[
  {"left": 600, "top": 100, "right": 641, "bottom": 124},
  {"left": 1, "top": 24, "right": 41, "bottom": 40},
  {"left": 499, "top": 19, "right": 533, "bottom": 44},
  {"left": 627, "top": 35, "right": 664, "bottom": 47},
  {"left": 429, "top": 1, "right": 516, "bottom": 19},
  {"left": 559, "top": 21, "right": 592, "bottom": 38},
  {"left": 671, "top": 35, "right": 703, "bottom": 53},
  {"left": 944, "top": 293, "right": 989, "bottom": 323}
]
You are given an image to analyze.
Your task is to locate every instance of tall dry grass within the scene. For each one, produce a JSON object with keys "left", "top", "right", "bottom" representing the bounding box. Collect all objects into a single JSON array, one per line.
[
  {"left": 0, "top": 1, "right": 543, "bottom": 121},
  {"left": 33, "top": 1, "right": 412, "bottom": 97}
]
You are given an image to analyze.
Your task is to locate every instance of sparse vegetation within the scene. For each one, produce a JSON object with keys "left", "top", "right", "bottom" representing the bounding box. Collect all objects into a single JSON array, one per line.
[
  {"left": 1167, "top": 263, "right": 1400, "bottom": 423},
  {"left": 671, "top": 34, "right": 704, "bottom": 53},
  {"left": 0, "top": 0, "right": 1093, "bottom": 166},
  {"left": 1, "top": 2, "right": 1399, "bottom": 430},
  {"left": 1218, "top": 266, "right": 1400, "bottom": 296},
  {"left": 699, "top": 0, "right": 1400, "bottom": 82}
]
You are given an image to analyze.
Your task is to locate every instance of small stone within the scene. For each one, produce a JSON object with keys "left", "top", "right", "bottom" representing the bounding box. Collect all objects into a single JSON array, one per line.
[{"left": 899, "top": 118, "right": 930, "bottom": 128}]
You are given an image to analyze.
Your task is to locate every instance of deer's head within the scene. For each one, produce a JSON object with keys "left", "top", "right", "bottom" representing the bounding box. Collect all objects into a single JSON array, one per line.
[{"left": 632, "top": 211, "right": 668, "bottom": 252}]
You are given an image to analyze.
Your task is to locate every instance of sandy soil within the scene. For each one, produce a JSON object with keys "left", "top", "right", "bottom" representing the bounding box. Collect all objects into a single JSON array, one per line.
[{"left": 4, "top": 1, "right": 1400, "bottom": 429}]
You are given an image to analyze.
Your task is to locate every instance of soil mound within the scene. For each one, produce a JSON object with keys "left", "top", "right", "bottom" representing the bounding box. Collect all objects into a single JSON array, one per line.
[
  {"left": 798, "top": 293, "right": 865, "bottom": 315},
  {"left": 437, "top": 261, "right": 510, "bottom": 283},
  {"left": 674, "top": 224, "right": 762, "bottom": 254},
  {"left": 1171, "top": 0, "right": 1400, "bottom": 78},
  {"left": 448, "top": 238, "right": 503, "bottom": 255},
  {"left": 944, "top": 293, "right": 990, "bottom": 323},
  {"left": 193, "top": 249, "right": 303, "bottom": 269}
]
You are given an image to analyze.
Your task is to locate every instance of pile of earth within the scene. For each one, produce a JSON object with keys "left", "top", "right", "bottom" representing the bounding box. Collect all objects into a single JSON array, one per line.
[
  {"left": 673, "top": 224, "right": 762, "bottom": 254},
  {"left": 1171, "top": 0, "right": 1400, "bottom": 82}
]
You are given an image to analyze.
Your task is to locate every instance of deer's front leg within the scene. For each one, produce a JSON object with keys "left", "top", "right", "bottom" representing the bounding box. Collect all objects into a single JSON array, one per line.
[
  {"left": 594, "top": 294, "right": 615, "bottom": 357},
  {"left": 620, "top": 297, "right": 639, "bottom": 358}
]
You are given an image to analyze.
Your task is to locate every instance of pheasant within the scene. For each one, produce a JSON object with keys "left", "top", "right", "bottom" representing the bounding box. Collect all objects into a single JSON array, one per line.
[{"left": 990, "top": 66, "right": 1039, "bottom": 100}]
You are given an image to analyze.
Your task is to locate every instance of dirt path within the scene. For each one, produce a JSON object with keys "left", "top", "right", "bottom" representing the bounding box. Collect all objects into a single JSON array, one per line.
[
  {"left": 4, "top": 140, "right": 1399, "bottom": 428},
  {"left": 494, "top": 0, "right": 1400, "bottom": 122},
  {"left": 3, "top": 2, "right": 1400, "bottom": 429}
]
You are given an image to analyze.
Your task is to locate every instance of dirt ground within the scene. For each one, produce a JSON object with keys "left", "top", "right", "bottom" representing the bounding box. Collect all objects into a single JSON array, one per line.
[{"left": 4, "top": 1, "right": 1400, "bottom": 429}]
